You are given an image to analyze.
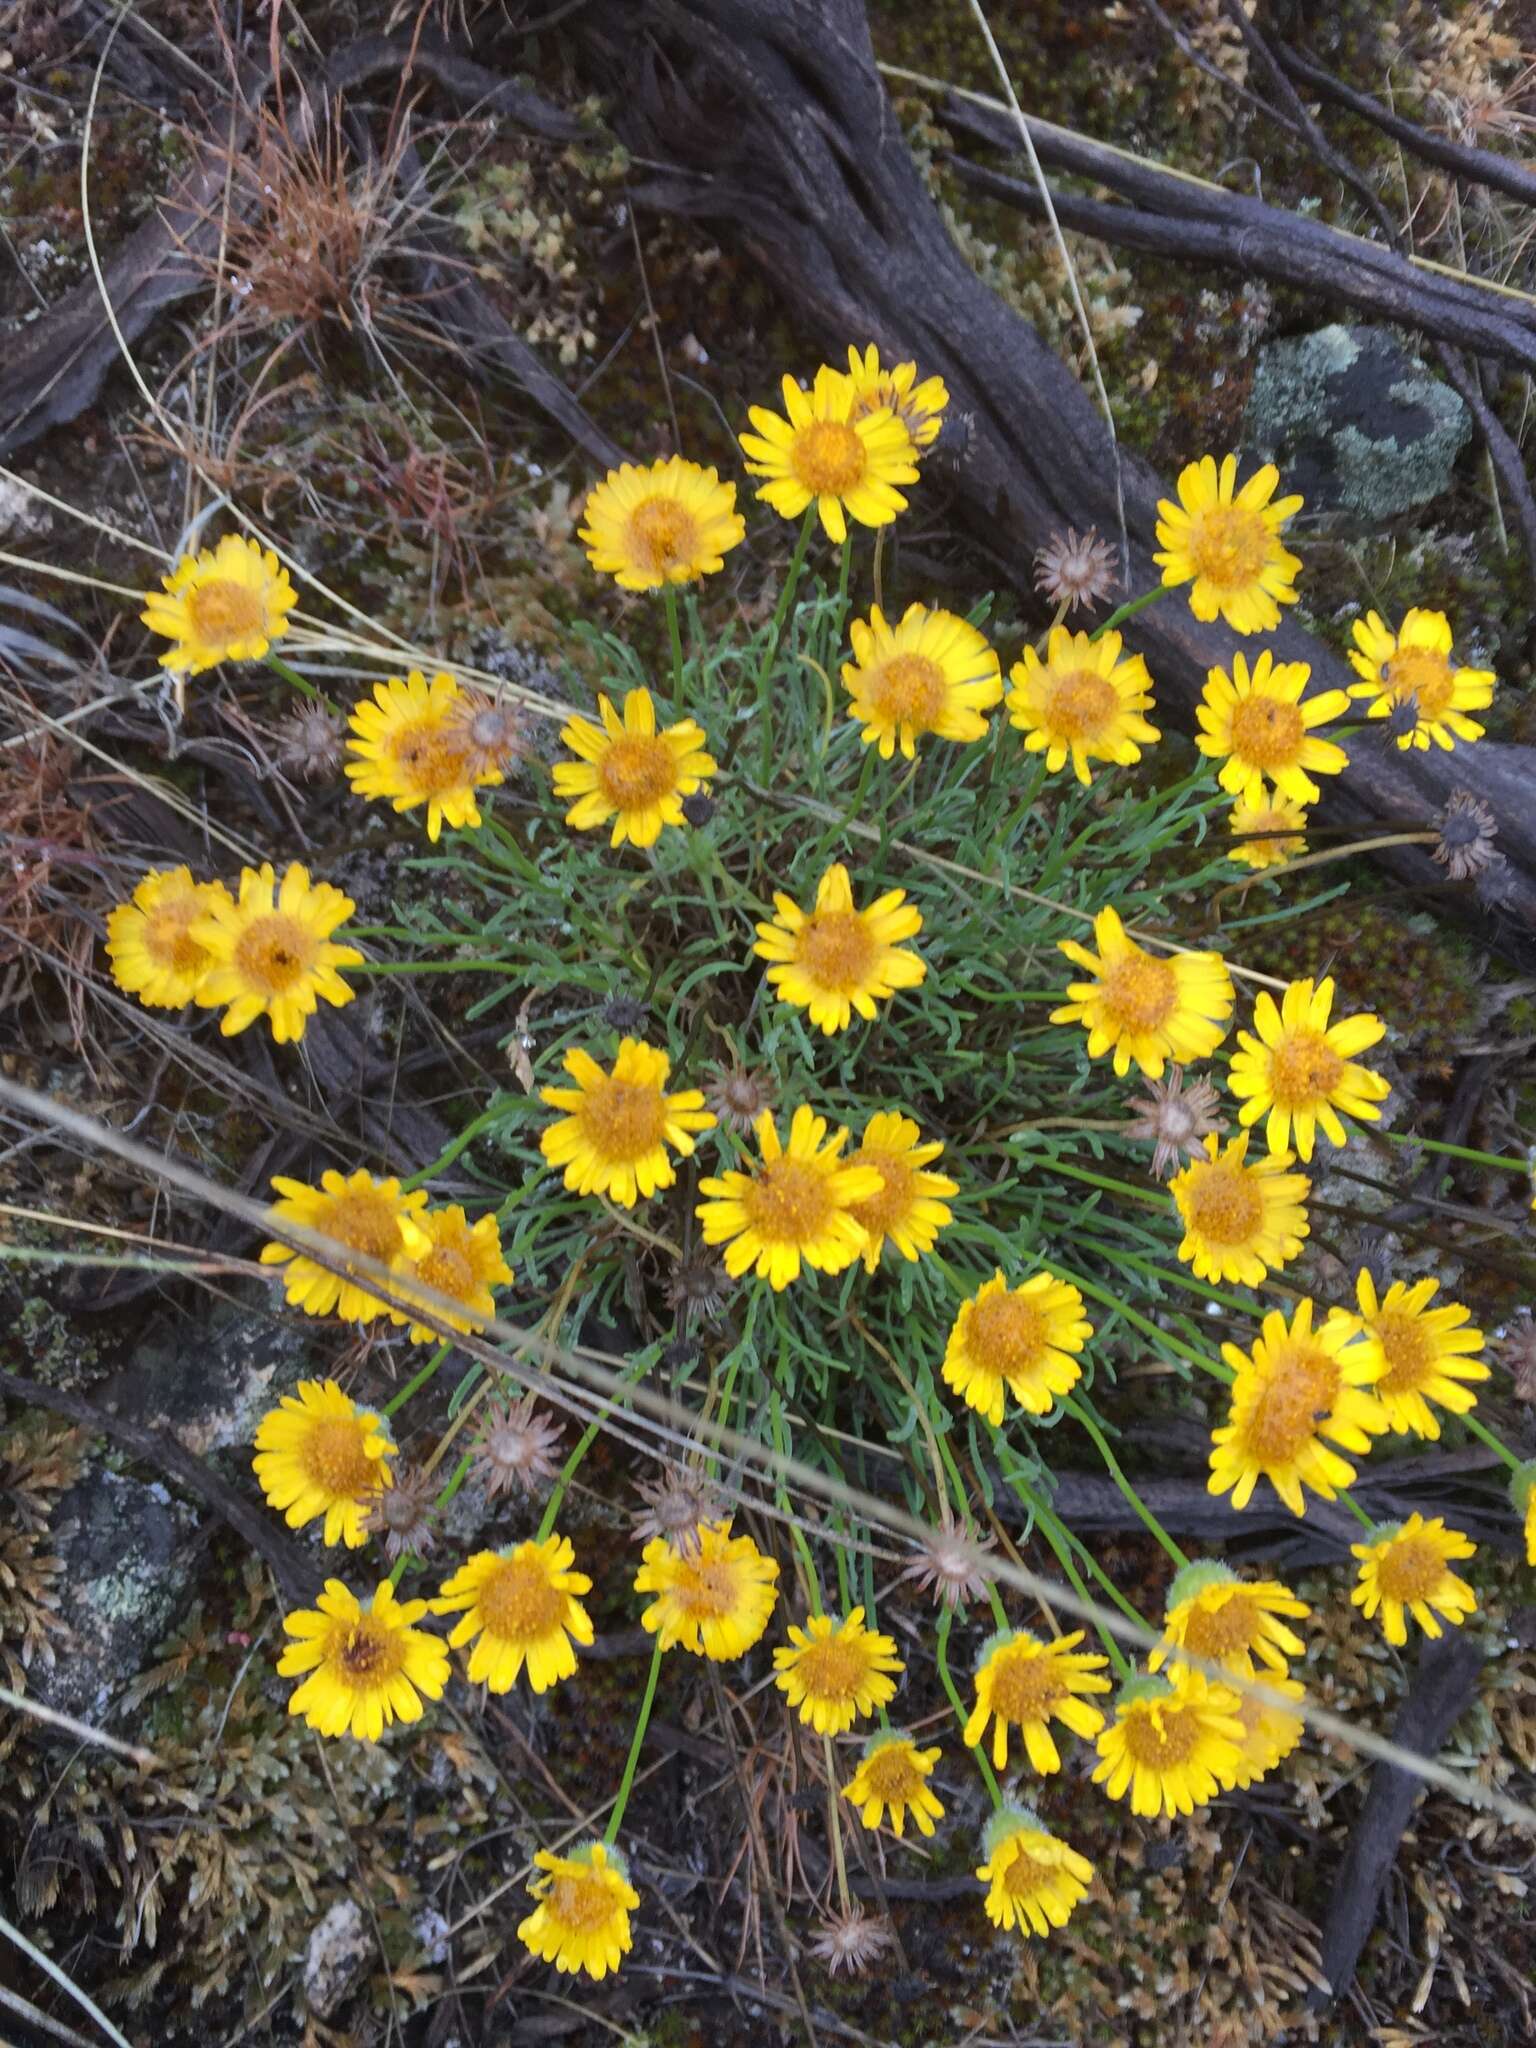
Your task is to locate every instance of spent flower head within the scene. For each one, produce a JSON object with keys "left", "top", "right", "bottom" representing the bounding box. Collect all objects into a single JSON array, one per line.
[
  {"left": 1124, "top": 1065, "right": 1225, "bottom": 1179},
  {"left": 896, "top": 1522, "right": 999, "bottom": 1609},
  {"left": 1033, "top": 524, "right": 1119, "bottom": 614},
  {"left": 473, "top": 1395, "right": 565, "bottom": 1500},
  {"left": 1433, "top": 791, "right": 1499, "bottom": 880},
  {"left": 630, "top": 1467, "right": 726, "bottom": 1556},
  {"left": 808, "top": 1908, "right": 894, "bottom": 1978}
]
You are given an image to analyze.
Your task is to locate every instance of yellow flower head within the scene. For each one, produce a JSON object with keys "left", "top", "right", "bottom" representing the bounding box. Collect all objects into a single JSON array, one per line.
[
  {"left": 1154, "top": 454, "right": 1303, "bottom": 634},
  {"left": 278, "top": 1577, "right": 449, "bottom": 1740},
  {"left": 553, "top": 687, "right": 715, "bottom": 849},
  {"left": 1208, "top": 1299, "right": 1387, "bottom": 1517},
  {"left": 578, "top": 454, "right": 745, "bottom": 590},
  {"left": 518, "top": 1839, "right": 639, "bottom": 1981},
  {"left": 1053, "top": 907, "right": 1234, "bottom": 1080},
  {"left": 1228, "top": 975, "right": 1390, "bottom": 1162},
  {"left": 1513, "top": 1464, "right": 1536, "bottom": 1568},
  {"left": 1226, "top": 1672, "right": 1305, "bottom": 1789},
  {"left": 963, "top": 1626, "right": 1111, "bottom": 1773},
  {"left": 1091, "top": 1669, "right": 1244, "bottom": 1818},
  {"left": 105, "top": 865, "right": 232, "bottom": 1009},
  {"left": 1338, "top": 1270, "right": 1489, "bottom": 1440},
  {"left": 1348, "top": 608, "right": 1494, "bottom": 751},
  {"left": 1006, "top": 625, "right": 1160, "bottom": 786},
  {"left": 634, "top": 1517, "right": 779, "bottom": 1660},
  {"left": 391, "top": 1204, "right": 513, "bottom": 1345},
  {"left": 739, "top": 365, "right": 919, "bottom": 543},
  {"left": 540, "top": 1038, "right": 715, "bottom": 1208},
  {"left": 190, "top": 860, "right": 363, "bottom": 1043},
  {"left": 845, "top": 343, "right": 949, "bottom": 449},
  {"left": 259, "top": 1166, "right": 431, "bottom": 1323},
  {"left": 141, "top": 533, "right": 296, "bottom": 673},
  {"left": 842, "top": 1731, "right": 944, "bottom": 1839},
  {"left": 842, "top": 601, "right": 1002, "bottom": 760},
  {"left": 845, "top": 1110, "right": 957, "bottom": 1272},
  {"left": 344, "top": 670, "right": 499, "bottom": 842},
  {"left": 976, "top": 1806, "right": 1095, "bottom": 1938},
  {"left": 433, "top": 1534, "right": 594, "bottom": 1694},
  {"left": 695, "top": 1105, "right": 882, "bottom": 1290},
  {"left": 942, "top": 1270, "right": 1091, "bottom": 1428},
  {"left": 1148, "top": 1560, "right": 1310, "bottom": 1680},
  {"left": 252, "top": 1377, "right": 394, "bottom": 1548},
  {"left": 1196, "top": 650, "right": 1350, "bottom": 807},
  {"left": 1351, "top": 1513, "right": 1477, "bottom": 1647},
  {"left": 1228, "top": 795, "right": 1308, "bottom": 872},
  {"left": 773, "top": 1606, "right": 903, "bottom": 1735},
  {"left": 753, "top": 862, "right": 925, "bottom": 1037},
  {"left": 1168, "top": 1131, "right": 1310, "bottom": 1287}
]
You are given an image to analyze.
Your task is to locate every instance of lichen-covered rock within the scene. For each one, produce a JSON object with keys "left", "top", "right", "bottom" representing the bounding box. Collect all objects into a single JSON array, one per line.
[
  {"left": 1243, "top": 324, "right": 1470, "bottom": 519},
  {"left": 303, "top": 1897, "right": 375, "bottom": 2019},
  {"left": 99, "top": 1298, "right": 316, "bottom": 1457}
]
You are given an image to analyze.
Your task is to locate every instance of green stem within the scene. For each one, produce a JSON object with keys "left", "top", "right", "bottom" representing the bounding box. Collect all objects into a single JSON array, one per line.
[
  {"left": 835, "top": 534, "right": 852, "bottom": 624},
  {"left": 1090, "top": 581, "right": 1170, "bottom": 642},
  {"left": 264, "top": 649, "right": 337, "bottom": 712},
  {"left": 388, "top": 1445, "right": 475, "bottom": 1587},
  {"left": 404, "top": 1102, "right": 508, "bottom": 1189},
  {"left": 1063, "top": 1397, "right": 1190, "bottom": 1569},
  {"left": 381, "top": 1342, "right": 449, "bottom": 1419},
  {"left": 1006, "top": 1466, "right": 1133, "bottom": 1677},
  {"left": 755, "top": 504, "right": 818, "bottom": 785},
  {"left": 823, "top": 1733, "right": 852, "bottom": 1914},
  {"left": 936, "top": 1604, "right": 1002, "bottom": 1809},
  {"left": 664, "top": 586, "right": 685, "bottom": 715},
  {"left": 771, "top": 1393, "right": 822, "bottom": 1612},
  {"left": 1461, "top": 1410, "right": 1524, "bottom": 1474},
  {"left": 605, "top": 1634, "right": 665, "bottom": 1845},
  {"left": 538, "top": 1354, "right": 651, "bottom": 1542},
  {"left": 1378, "top": 1130, "right": 1533, "bottom": 1176},
  {"left": 1336, "top": 1488, "right": 1377, "bottom": 1533}
]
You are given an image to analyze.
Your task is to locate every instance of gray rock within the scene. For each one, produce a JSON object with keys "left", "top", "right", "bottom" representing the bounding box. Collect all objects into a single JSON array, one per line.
[
  {"left": 99, "top": 1297, "right": 317, "bottom": 1457},
  {"left": 303, "top": 1897, "right": 375, "bottom": 2019},
  {"left": 1244, "top": 323, "right": 1471, "bottom": 519}
]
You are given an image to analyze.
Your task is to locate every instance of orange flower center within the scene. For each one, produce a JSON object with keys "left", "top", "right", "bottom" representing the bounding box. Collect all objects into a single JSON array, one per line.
[
  {"left": 580, "top": 1077, "right": 668, "bottom": 1161},
  {"left": 478, "top": 1553, "right": 569, "bottom": 1641},
  {"left": 320, "top": 1188, "right": 407, "bottom": 1264},
  {"left": 388, "top": 718, "right": 473, "bottom": 798},
  {"left": 1240, "top": 1349, "right": 1340, "bottom": 1464},
  {"left": 968, "top": 1292, "right": 1048, "bottom": 1379},
  {"left": 336, "top": 1615, "right": 400, "bottom": 1680},
  {"left": 187, "top": 576, "right": 267, "bottom": 645},
  {"left": 233, "top": 911, "right": 317, "bottom": 995},
  {"left": 1373, "top": 1312, "right": 1431, "bottom": 1396},
  {"left": 302, "top": 1416, "right": 378, "bottom": 1495},
  {"left": 1044, "top": 667, "right": 1118, "bottom": 741},
  {"left": 1184, "top": 1161, "right": 1266, "bottom": 1245},
  {"left": 549, "top": 1868, "right": 616, "bottom": 1934},
  {"left": 791, "top": 419, "right": 866, "bottom": 496},
  {"left": 626, "top": 495, "right": 701, "bottom": 574},
  {"left": 672, "top": 1555, "right": 747, "bottom": 1621},
  {"left": 1229, "top": 694, "right": 1306, "bottom": 769},
  {"left": 847, "top": 1150, "right": 915, "bottom": 1237},
  {"left": 417, "top": 1239, "right": 477, "bottom": 1301},
  {"left": 597, "top": 733, "right": 678, "bottom": 810},
  {"left": 1181, "top": 1593, "right": 1259, "bottom": 1660},
  {"left": 1382, "top": 646, "right": 1454, "bottom": 718},
  {"left": 1186, "top": 504, "right": 1270, "bottom": 590},
  {"left": 741, "top": 1157, "right": 834, "bottom": 1245},
  {"left": 987, "top": 1646, "right": 1065, "bottom": 1722},
  {"left": 796, "top": 909, "right": 877, "bottom": 990},
  {"left": 1268, "top": 1028, "right": 1345, "bottom": 1108},
  {"left": 869, "top": 652, "right": 947, "bottom": 727},
  {"left": 146, "top": 897, "right": 212, "bottom": 974},
  {"left": 999, "top": 1841, "right": 1055, "bottom": 1899},
  {"left": 794, "top": 1634, "right": 869, "bottom": 1703},
  {"left": 1375, "top": 1534, "right": 1446, "bottom": 1603},
  {"left": 1101, "top": 950, "right": 1178, "bottom": 1033},
  {"left": 861, "top": 1746, "right": 921, "bottom": 1798},
  {"left": 1122, "top": 1700, "right": 1200, "bottom": 1767}
]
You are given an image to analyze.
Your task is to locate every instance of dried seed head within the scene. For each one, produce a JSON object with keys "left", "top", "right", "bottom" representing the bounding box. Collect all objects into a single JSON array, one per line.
[
  {"left": 897, "top": 1523, "right": 998, "bottom": 1609},
  {"left": 630, "top": 1467, "right": 725, "bottom": 1557},
  {"left": 361, "top": 1464, "right": 439, "bottom": 1562},
  {"left": 1500, "top": 1315, "right": 1536, "bottom": 1405},
  {"left": 473, "top": 1395, "right": 564, "bottom": 1500},
  {"left": 1433, "top": 791, "right": 1499, "bottom": 881},
  {"left": 1385, "top": 694, "right": 1421, "bottom": 742},
  {"left": 603, "top": 995, "right": 649, "bottom": 1036},
  {"left": 1033, "top": 525, "right": 1119, "bottom": 615},
  {"left": 275, "top": 704, "right": 345, "bottom": 780},
  {"left": 664, "top": 1254, "right": 730, "bottom": 1323},
  {"left": 705, "top": 1061, "right": 776, "bottom": 1135},
  {"left": 681, "top": 790, "right": 716, "bottom": 827},
  {"left": 1123, "top": 1065, "right": 1226, "bottom": 1179},
  {"left": 809, "top": 1909, "right": 894, "bottom": 1977},
  {"left": 1474, "top": 852, "right": 1518, "bottom": 910}
]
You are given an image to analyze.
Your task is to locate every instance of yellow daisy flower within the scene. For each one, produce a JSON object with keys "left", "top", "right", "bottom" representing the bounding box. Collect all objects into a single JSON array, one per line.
[
  {"left": 1196, "top": 650, "right": 1350, "bottom": 808},
  {"left": 773, "top": 1607, "right": 903, "bottom": 1735},
  {"left": 1337, "top": 1270, "right": 1489, "bottom": 1441},
  {"left": 553, "top": 687, "right": 715, "bottom": 849},
  {"left": 695, "top": 1105, "right": 882, "bottom": 1290},
  {"left": 1147, "top": 1560, "right": 1309, "bottom": 1680},
  {"left": 1512, "top": 1464, "right": 1536, "bottom": 1567},
  {"left": 1153, "top": 453, "right": 1303, "bottom": 634},
  {"left": 540, "top": 1038, "right": 715, "bottom": 1208},
  {"left": 976, "top": 1806, "right": 1095, "bottom": 1938},
  {"left": 1228, "top": 975, "right": 1390, "bottom": 1162},
  {"left": 391, "top": 1204, "right": 513, "bottom": 1345},
  {"left": 634, "top": 1517, "right": 780, "bottom": 1659},
  {"left": 518, "top": 1839, "right": 639, "bottom": 1981},
  {"left": 739, "top": 364, "right": 919, "bottom": 543},
  {"left": 964, "top": 1626, "right": 1111, "bottom": 1772},
  {"left": 141, "top": 533, "right": 297, "bottom": 673},
  {"left": 842, "top": 1732, "right": 944, "bottom": 1839},
  {"left": 433, "top": 1534, "right": 594, "bottom": 1693},
  {"left": 344, "top": 670, "right": 498, "bottom": 842},
  {"left": 1052, "top": 906, "right": 1234, "bottom": 1080},
  {"left": 845, "top": 1110, "right": 957, "bottom": 1272},
  {"left": 1348, "top": 607, "right": 1494, "bottom": 751},
  {"left": 1228, "top": 795, "right": 1308, "bottom": 871},
  {"left": 259, "top": 1166, "right": 431, "bottom": 1323},
  {"left": 753, "top": 862, "right": 925, "bottom": 1037},
  {"left": 841, "top": 601, "right": 1002, "bottom": 760},
  {"left": 1208, "top": 1299, "right": 1388, "bottom": 1517},
  {"left": 1351, "top": 1513, "right": 1477, "bottom": 1646},
  {"left": 578, "top": 454, "right": 745, "bottom": 590},
  {"left": 1006, "top": 625, "right": 1161, "bottom": 786},
  {"left": 105, "top": 865, "right": 232, "bottom": 1009},
  {"left": 1091, "top": 1669, "right": 1244, "bottom": 1818},
  {"left": 941, "top": 1270, "right": 1091, "bottom": 1428},
  {"left": 278, "top": 1577, "right": 449, "bottom": 1741},
  {"left": 190, "top": 860, "right": 363, "bottom": 1043},
  {"left": 1226, "top": 1672, "right": 1305, "bottom": 1789},
  {"left": 252, "top": 1377, "right": 394, "bottom": 1548},
  {"left": 845, "top": 342, "right": 949, "bottom": 449},
  {"left": 1168, "top": 1131, "right": 1310, "bottom": 1287}
]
